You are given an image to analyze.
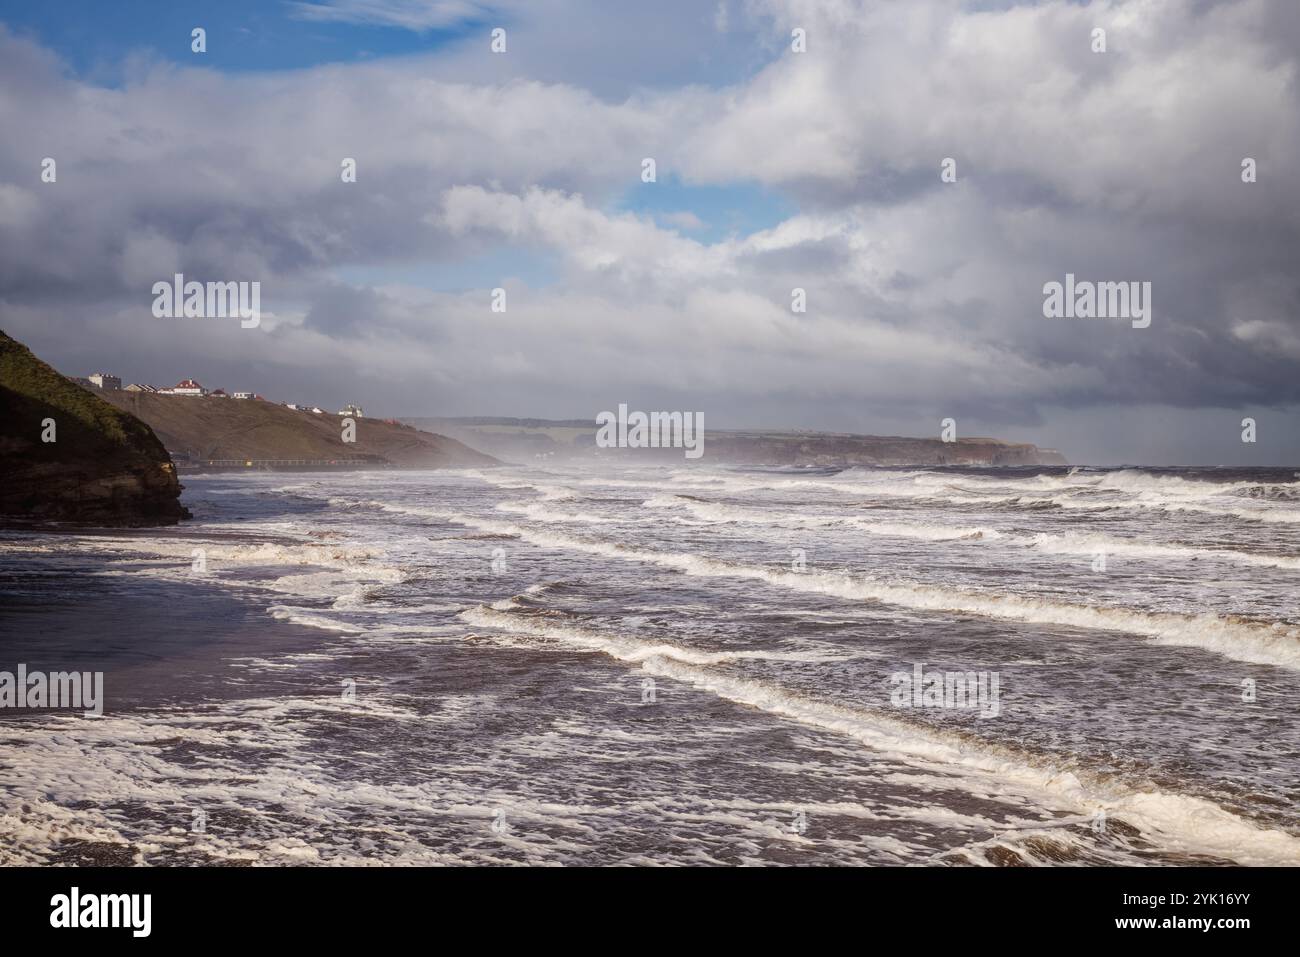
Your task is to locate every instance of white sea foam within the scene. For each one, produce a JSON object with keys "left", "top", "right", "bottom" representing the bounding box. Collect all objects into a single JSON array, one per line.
[
  {"left": 374, "top": 501, "right": 1300, "bottom": 671},
  {"left": 10, "top": 469, "right": 1295, "bottom": 867},
  {"left": 495, "top": 500, "right": 617, "bottom": 524},
  {"left": 463, "top": 606, "right": 1300, "bottom": 867},
  {"left": 641, "top": 493, "right": 1300, "bottom": 569},
  {"left": 489, "top": 466, "right": 1300, "bottom": 524},
  {"left": 462, "top": 605, "right": 852, "bottom": 665}
]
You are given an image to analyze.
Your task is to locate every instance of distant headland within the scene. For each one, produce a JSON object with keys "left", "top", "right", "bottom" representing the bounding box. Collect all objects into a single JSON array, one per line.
[{"left": 405, "top": 417, "right": 1068, "bottom": 467}]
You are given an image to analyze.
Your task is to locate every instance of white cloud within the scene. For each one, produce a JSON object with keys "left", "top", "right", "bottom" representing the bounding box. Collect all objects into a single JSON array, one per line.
[
  {"left": 661, "top": 210, "right": 706, "bottom": 232},
  {"left": 287, "top": 1, "right": 489, "bottom": 32},
  {"left": 1, "top": 1, "right": 1298, "bottom": 460}
]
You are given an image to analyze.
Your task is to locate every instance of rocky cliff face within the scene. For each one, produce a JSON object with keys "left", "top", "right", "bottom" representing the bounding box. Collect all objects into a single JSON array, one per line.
[{"left": 0, "top": 331, "right": 189, "bottom": 526}]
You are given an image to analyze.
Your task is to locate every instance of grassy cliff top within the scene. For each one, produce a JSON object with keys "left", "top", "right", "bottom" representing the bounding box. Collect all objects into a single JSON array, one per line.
[
  {"left": 100, "top": 391, "right": 499, "bottom": 468},
  {"left": 0, "top": 329, "right": 171, "bottom": 464},
  {"left": 0, "top": 329, "right": 187, "bottom": 526}
]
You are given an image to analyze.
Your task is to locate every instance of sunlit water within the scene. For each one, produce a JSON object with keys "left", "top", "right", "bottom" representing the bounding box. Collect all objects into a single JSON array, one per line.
[{"left": 2, "top": 464, "right": 1298, "bottom": 865}]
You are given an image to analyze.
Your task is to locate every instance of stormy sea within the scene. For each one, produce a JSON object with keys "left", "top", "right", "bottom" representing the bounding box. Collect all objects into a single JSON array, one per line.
[{"left": 2, "top": 464, "right": 1298, "bottom": 866}]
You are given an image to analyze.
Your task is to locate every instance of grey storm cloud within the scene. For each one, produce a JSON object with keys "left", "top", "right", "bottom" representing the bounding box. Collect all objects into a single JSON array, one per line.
[{"left": 0, "top": 0, "right": 1298, "bottom": 464}]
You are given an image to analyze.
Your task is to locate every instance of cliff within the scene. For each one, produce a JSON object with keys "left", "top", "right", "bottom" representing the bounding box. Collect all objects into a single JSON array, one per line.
[
  {"left": 99, "top": 392, "right": 498, "bottom": 470},
  {"left": 0, "top": 331, "right": 189, "bottom": 526}
]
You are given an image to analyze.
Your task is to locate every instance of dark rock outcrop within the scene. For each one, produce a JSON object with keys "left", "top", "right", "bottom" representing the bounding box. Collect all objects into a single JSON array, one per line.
[{"left": 0, "top": 330, "right": 189, "bottom": 526}]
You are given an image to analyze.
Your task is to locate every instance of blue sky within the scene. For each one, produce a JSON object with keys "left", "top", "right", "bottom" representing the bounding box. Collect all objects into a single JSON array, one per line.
[
  {"left": 620, "top": 176, "right": 795, "bottom": 246},
  {"left": 335, "top": 177, "right": 793, "bottom": 292},
  {"left": 2, "top": 0, "right": 794, "bottom": 292},
  {"left": 0, "top": 0, "right": 485, "bottom": 75},
  {"left": 0, "top": 0, "right": 795, "bottom": 299}
]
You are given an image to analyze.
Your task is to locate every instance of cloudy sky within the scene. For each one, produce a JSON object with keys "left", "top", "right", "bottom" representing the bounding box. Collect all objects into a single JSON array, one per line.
[{"left": 1, "top": 0, "right": 1298, "bottom": 464}]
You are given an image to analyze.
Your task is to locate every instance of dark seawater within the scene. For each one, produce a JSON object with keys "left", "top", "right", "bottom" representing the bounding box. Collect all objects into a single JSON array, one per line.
[{"left": 1, "top": 464, "right": 1298, "bottom": 865}]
